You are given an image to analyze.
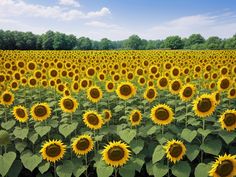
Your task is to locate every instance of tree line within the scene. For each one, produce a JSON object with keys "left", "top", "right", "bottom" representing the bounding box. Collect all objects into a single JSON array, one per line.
[{"left": 0, "top": 29, "right": 236, "bottom": 50}]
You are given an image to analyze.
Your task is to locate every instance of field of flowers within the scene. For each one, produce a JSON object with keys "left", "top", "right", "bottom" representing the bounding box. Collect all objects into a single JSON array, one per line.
[{"left": 0, "top": 50, "right": 236, "bottom": 177}]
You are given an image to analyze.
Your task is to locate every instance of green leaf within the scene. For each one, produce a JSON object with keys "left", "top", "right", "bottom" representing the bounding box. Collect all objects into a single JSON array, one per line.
[
  {"left": 28, "top": 132, "right": 39, "bottom": 144},
  {"left": 38, "top": 162, "right": 50, "bottom": 174},
  {"left": 219, "top": 131, "right": 236, "bottom": 144},
  {"left": 47, "top": 119, "right": 59, "bottom": 128},
  {"left": 73, "top": 159, "right": 86, "bottom": 177},
  {"left": 0, "top": 130, "right": 10, "bottom": 145},
  {"left": 56, "top": 160, "right": 74, "bottom": 177},
  {"left": 147, "top": 126, "right": 157, "bottom": 135},
  {"left": 186, "top": 144, "right": 200, "bottom": 161},
  {"left": 8, "top": 160, "right": 22, "bottom": 177},
  {"left": 200, "top": 139, "right": 222, "bottom": 155},
  {"left": 96, "top": 160, "right": 113, "bottom": 177},
  {"left": 197, "top": 128, "right": 211, "bottom": 138},
  {"left": 133, "top": 157, "right": 145, "bottom": 172},
  {"left": 119, "top": 129, "right": 136, "bottom": 143},
  {"left": 59, "top": 123, "right": 78, "bottom": 138},
  {"left": 181, "top": 128, "right": 197, "bottom": 143},
  {"left": 130, "top": 139, "right": 144, "bottom": 154},
  {"left": 35, "top": 126, "right": 51, "bottom": 137},
  {"left": 15, "top": 142, "right": 27, "bottom": 153},
  {"left": 194, "top": 163, "right": 212, "bottom": 177},
  {"left": 13, "top": 127, "right": 29, "bottom": 140},
  {"left": 1, "top": 120, "right": 16, "bottom": 130},
  {"left": 153, "top": 162, "right": 169, "bottom": 177},
  {"left": 0, "top": 152, "right": 16, "bottom": 177},
  {"left": 171, "top": 161, "right": 191, "bottom": 177},
  {"left": 114, "top": 105, "right": 124, "bottom": 113},
  {"left": 152, "top": 145, "right": 165, "bottom": 164},
  {"left": 119, "top": 161, "right": 136, "bottom": 177},
  {"left": 21, "top": 151, "right": 42, "bottom": 172}
]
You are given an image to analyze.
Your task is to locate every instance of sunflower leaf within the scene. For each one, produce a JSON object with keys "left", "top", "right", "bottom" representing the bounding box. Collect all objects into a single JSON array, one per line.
[
  {"left": 171, "top": 161, "right": 191, "bottom": 177},
  {"left": 13, "top": 127, "right": 29, "bottom": 140},
  {"left": 0, "top": 152, "right": 16, "bottom": 177},
  {"left": 153, "top": 162, "right": 169, "bottom": 177},
  {"left": 181, "top": 128, "right": 197, "bottom": 143},
  {"left": 119, "top": 129, "right": 136, "bottom": 143},
  {"left": 219, "top": 130, "right": 236, "bottom": 144},
  {"left": 152, "top": 145, "right": 165, "bottom": 164},
  {"left": 56, "top": 160, "right": 74, "bottom": 177},
  {"left": 194, "top": 163, "right": 212, "bottom": 177}
]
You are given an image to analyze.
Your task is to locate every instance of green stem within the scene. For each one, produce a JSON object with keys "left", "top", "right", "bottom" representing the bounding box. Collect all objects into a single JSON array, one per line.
[
  {"left": 71, "top": 113, "right": 73, "bottom": 124},
  {"left": 4, "top": 145, "right": 7, "bottom": 153},
  {"left": 161, "top": 126, "right": 164, "bottom": 135},
  {"left": 201, "top": 119, "right": 205, "bottom": 162},
  {"left": 85, "top": 154, "right": 88, "bottom": 177},
  {"left": 54, "top": 162, "right": 57, "bottom": 177},
  {"left": 167, "top": 160, "right": 170, "bottom": 177},
  {"left": 4, "top": 106, "right": 7, "bottom": 122},
  {"left": 114, "top": 168, "right": 118, "bottom": 177},
  {"left": 185, "top": 102, "right": 188, "bottom": 127}
]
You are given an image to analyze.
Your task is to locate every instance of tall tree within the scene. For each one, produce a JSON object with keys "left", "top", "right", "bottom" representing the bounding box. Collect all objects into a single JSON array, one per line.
[
  {"left": 125, "top": 35, "right": 142, "bottom": 50},
  {"left": 76, "top": 37, "right": 92, "bottom": 50},
  {"left": 206, "top": 36, "right": 223, "bottom": 50},
  {"left": 42, "top": 30, "right": 55, "bottom": 50},
  {"left": 164, "top": 36, "right": 184, "bottom": 49}
]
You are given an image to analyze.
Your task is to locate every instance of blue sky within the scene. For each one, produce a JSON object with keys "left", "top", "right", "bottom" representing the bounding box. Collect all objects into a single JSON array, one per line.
[{"left": 0, "top": 0, "right": 236, "bottom": 40}]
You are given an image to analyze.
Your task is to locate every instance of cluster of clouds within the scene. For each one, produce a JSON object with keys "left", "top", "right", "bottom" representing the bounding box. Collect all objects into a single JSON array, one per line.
[{"left": 0, "top": 0, "right": 236, "bottom": 40}]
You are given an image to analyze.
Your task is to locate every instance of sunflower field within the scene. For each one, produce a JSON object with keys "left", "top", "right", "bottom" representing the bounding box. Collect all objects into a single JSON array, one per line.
[{"left": 0, "top": 50, "right": 236, "bottom": 177}]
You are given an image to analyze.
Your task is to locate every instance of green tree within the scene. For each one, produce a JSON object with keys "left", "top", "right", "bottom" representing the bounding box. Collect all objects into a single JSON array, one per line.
[
  {"left": 206, "top": 36, "right": 223, "bottom": 50},
  {"left": 99, "top": 38, "right": 114, "bottom": 50},
  {"left": 53, "top": 32, "right": 66, "bottom": 50},
  {"left": 76, "top": 37, "right": 92, "bottom": 50},
  {"left": 125, "top": 35, "right": 142, "bottom": 50},
  {"left": 185, "top": 34, "right": 205, "bottom": 49},
  {"left": 42, "top": 30, "right": 55, "bottom": 50},
  {"left": 164, "top": 36, "right": 184, "bottom": 49},
  {"left": 224, "top": 34, "right": 236, "bottom": 49}
]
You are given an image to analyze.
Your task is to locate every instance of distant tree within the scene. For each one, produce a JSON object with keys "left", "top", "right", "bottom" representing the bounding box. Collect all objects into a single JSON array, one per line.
[
  {"left": 53, "top": 32, "right": 66, "bottom": 50},
  {"left": 65, "top": 35, "right": 77, "bottom": 49},
  {"left": 42, "top": 31, "right": 55, "bottom": 50},
  {"left": 24, "top": 32, "right": 37, "bottom": 50},
  {"left": 92, "top": 41, "right": 99, "bottom": 50},
  {"left": 36, "top": 35, "right": 43, "bottom": 50},
  {"left": 224, "top": 34, "right": 236, "bottom": 49},
  {"left": 164, "top": 36, "right": 184, "bottom": 49},
  {"left": 76, "top": 37, "right": 92, "bottom": 50},
  {"left": 146, "top": 40, "right": 162, "bottom": 49},
  {"left": 185, "top": 34, "right": 205, "bottom": 49},
  {"left": 125, "top": 35, "right": 142, "bottom": 50},
  {"left": 206, "top": 36, "right": 223, "bottom": 50},
  {"left": 99, "top": 38, "right": 114, "bottom": 50}
]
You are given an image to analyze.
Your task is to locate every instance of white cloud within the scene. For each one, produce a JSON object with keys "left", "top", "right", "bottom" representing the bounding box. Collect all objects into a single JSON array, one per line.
[
  {"left": 146, "top": 12, "right": 236, "bottom": 39},
  {"left": 85, "top": 21, "right": 122, "bottom": 30},
  {"left": 0, "top": 0, "right": 111, "bottom": 21},
  {"left": 59, "top": 0, "right": 80, "bottom": 7}
]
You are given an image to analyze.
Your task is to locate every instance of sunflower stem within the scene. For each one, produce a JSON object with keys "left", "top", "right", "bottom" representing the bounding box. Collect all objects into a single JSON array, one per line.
[
  {"left": 161, "top": 126, "right": 164, "bottom": 135},
  {"left": 167, "top": 160, "right": 170, "bottom": 177},
  {"left": 4, "top": 106, "right": 7, "bottom": 122},
  {"left": 185, "top": 102, "right": 188, "bottom": 127},
  {"left": 114, "top": 168, "right": 118, "bottom": 177},
  {"left": 54, "top": 162, "right": 57, "bottom": 177},
  {"left": 124, "top": 100, "right": 126, "bottom": 117},
  {"left": 201, "top": 119, "right": 205, "bottom": 162},
  {"left": 70, "top": 113, "right": 73, "bottom": 124},
  {"left": 4, "top": 145, "right": 7, "bottom": 153},
  {"left": 85, "top": 154, "right": 88, "bottom": 177}
]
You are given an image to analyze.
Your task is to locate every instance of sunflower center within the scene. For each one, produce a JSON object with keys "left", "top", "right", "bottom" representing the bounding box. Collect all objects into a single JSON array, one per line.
[
  {"left": 223, "top": 113, "right": 236, "bottom": 126},
  {"left": 151, "top": 67, "right": 157, "bottom": 74},
  {"left": 172, "top": 81, "right": 180, "bottom": 91},
  {"left": 147, "top": 89, "right": 155, "bottom": 99},
  {"left": 88, "top": 69, "right": 95, "bottom": 76},
  {"left": 230, "top": 89, "right": 236, "bottom": 96},
  {"left": 87, "top": 114, "right": 99, "bottom": 125},
  {"left": 34, "top": 105, "right": 47, "bottom": 117},
  {"left": 159, "top": 78, "right": 168, "bottom": 87},
  {"left": 132, "top": 112, "right": 140, "bottom": 122},
  {"left": 104, "top": 112, "right": 110, "bottom": 119},
  {"left": 82, "top": 80, "right": 88, "bottom": 87},
  {"left": 16, "top": 108, "right": 25, "bottom": 118},
  {"left": 90, "top": 88, "right": 100, "bottom": 99},
  {"left": 108, "top": 83, "right": 114, "bottom": 89},
  {"left": 197, "top": 98, "right": 212, "bottom": 113},
  {"left": 216, "top": 160, "right": 233, "bottom": 177},
  {"left": 108, "top": 146, "right": 125, "bottom": 161},
  {"left": 46, "top": 144, "right": 61, "bottom": 157},
  {"left": 220, "top": 79, "right": 230, "bottom": 89},
  {"left": 3, "top": 93, "right": 12, "bottom": 102},
  {"left": 155, "top": 108, "right": 169, "bottom": 120},
  {"left": 215, "top": 93, "right": 220, "bottom": 101},
  {"left": 63, "top": 99, "right": 74, "bottom": 110},
  {"left": 120, "top": 85, "right": 132, "bottom": 96},
  {"left": 172, "top": 68, "right": 179, "bottom": 76},
  {"left": 169, "top": 143, "right": 182, "bottom": 158},
  {"left": 183, "top": 87, "right": 192, "bottom": 97},
  {"left": 76, "top": 138, "right": 90, "bottom": 150},
  {"left": 30, "top": 79, "right": 36, "bottom": 85}
]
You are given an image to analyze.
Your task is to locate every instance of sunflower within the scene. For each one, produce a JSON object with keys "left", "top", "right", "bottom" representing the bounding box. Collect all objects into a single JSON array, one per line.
[
  {"left": 157, "top": 76, "right": 169, "bottom": 90},
  {"left": 31, "top": 103, "right": 51, "bottom": 121},
  {"left": 129, "top": 110, "right": 142, "bottom": 126},
  {"left": 179, "top": 84, "right": 195, "bottom": 102},
  {"left": 217, "top": 77, "right": 231, "bottom": 91},
  {"left": 1, "top": 90, "right": 14, "bottom": 106},
  {"left": 169, "top": 79, "right": 182, "bottom": 95},
  {"left": 40, "top": 140, "right": 66, "bottom": 163},
  {"left": 219, "top": 110, "right": 236, "bottom": 132},
  {"left": 12, "top": 105, "right": 28, "bottom": 122},
  {"left": 228, "top": 88, "right": 236, "bottom": 99},
  {"left": 143, "top": 87, "right": 157, "bottom": 102},
  {"left": 212, "top": 91, "right": 221, "bottom": 105},
  {"left": 28, "top": 77, "right": 37, "bottom": 88},
  {"left": 59, "top": 96, "right": 78, "bottom": 113},
  {"left": 105, "top": 81, "right": 115, "bottom": 93},
  {"left": 209, "top": 154, "right": 236, "bottom": 177},
  {"left": 150, "top": 104, "right": 174, "bottom": 126},
  {"left": 72, "top": 135, "right": 94, "bottom": 156},
  {"left": 170, "top": 66, "right": 180, "bottom": 78},
  {"left": 103, "top": 109, "right": 112, "bottom": 123},
  {"left": 164, "top": 140, "right": 186, "bottom": 164},
  {"left": 116, "top": 82, "right": 136, "bottom": 100},
  {"left": 80, "top": 79, "right": 89, "bottom": 90},
  {"left": 86, "top": 67, "right": 96, "bottom": 77},
  {"left": 87, "top": 86, "right": 103, "bottom": 103},
  {"left": 193, "top": 94, "right": 216, "bottom": 118},
  {"left": 102, "top": 141, "right": 131, "bottom": 167},
  {"left": 83, "top": 110, "right": 103, "bottom": 130}
]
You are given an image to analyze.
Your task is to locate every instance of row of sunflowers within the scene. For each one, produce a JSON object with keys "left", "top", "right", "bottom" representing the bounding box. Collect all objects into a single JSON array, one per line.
[{"left": 0, "top": 50, "right": 236, "bottom": 177}]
